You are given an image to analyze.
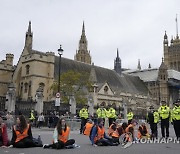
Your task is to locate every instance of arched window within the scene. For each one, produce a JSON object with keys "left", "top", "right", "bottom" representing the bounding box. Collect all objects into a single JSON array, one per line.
[
  {"left": 104, "top": 86, "right": 108, "bottom": 94},
  {"left": 26, "top": 65, "right": 30, "bottom": 75}
]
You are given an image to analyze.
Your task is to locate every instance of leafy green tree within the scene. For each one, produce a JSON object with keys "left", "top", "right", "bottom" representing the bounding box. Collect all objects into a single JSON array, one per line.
[{"left": 51, "top": 70, "right": 91, "bottom": 105}]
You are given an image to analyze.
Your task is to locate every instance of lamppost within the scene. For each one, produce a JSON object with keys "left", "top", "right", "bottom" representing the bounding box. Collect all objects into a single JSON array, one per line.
[{"left": 56, "top": 45, "right": 63, "bottom": 112}]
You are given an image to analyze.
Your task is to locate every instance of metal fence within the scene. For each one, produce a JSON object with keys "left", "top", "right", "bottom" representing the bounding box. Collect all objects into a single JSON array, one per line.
[{"left": 0, "top": 96, "right": 6, "bottom": 111}]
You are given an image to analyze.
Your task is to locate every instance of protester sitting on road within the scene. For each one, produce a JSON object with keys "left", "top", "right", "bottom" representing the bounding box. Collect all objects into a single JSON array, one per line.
[
  {"left": 90, "top": 118, "right": 118, "bottom": 146},
  {"left": 108, "top": 121, "right": 120, "bottom": 144},
  {"left": 137, "top": 122, "right": 150, "bottom": 139},
  {"left": 125, "top": 119, "right": 137, "bottom": 140},
  {"left": 83, "top": 119, "right": 94, "bottom": 136},
  {"left": 43, "top": 118, "right": 75, "bottom": 149},
  {"left": 0, "top": 115, "right": 9, "bottom": 147},
  {"left": 117, "top": 122, "right": 128, "bottom": 136},
  {"left": 10, "top": 115, "right": 42, "bottom": 148}
]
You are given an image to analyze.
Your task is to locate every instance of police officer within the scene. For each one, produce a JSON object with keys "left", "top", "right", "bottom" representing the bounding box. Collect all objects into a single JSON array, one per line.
[
  {"left": 171, "top": 99, "right": 180, "bottom": 140},
  {"left": 107, "top": 104, "right": 117, "bottom": 127},
  {"left": 153, "top": 109, "right": 159, "bottom": 138},
  {"left": 158, "top": 101, "right": 170, "bottom": 138},
  {"left": 147, "top": 106, "right": 159, "bottom": 138},
  {"left": 29, "top": 110, "right": 35, "bottom": 126},
  {"left": 127, "top": 108, "right": 134, "bottom": 125},
  {"left": 79, "top": 105, "right": 88, "bottom": 134},
  {"left": 96, "top": 102, "right": 107, "bottom": 123},
  {"left": 147, "top": 106, "right": 155, "bottom": 137}
]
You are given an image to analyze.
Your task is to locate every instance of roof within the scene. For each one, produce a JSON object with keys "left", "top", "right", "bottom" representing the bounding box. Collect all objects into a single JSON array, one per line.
[
  {"left": 54, "top": 56, "right": 149, "bottom": 95},
  {"left": 123, "top": 68, "right": 180, "bottom": 82},
  {"left": 123, "top": 68, "right": 159, "bottom": 82}
]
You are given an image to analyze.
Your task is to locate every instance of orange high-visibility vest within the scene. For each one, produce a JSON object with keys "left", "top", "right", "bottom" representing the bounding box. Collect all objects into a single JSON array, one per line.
[
  {"left": 14, "top": 124, "right": 29, "bottom": 143},
  {"left": 94, "top": 126, "right": 105, "bottom": 142},
  {"left": 137, "top": 125, "right": 149, "bottom": 139},
  {"left": 83, "top": 123, "right": 93, "bottom": 136},
  {"left": 108, "top": 124, "right": 119, "bottom": 138},
  {"left": 58, "top": 126, "right": 70, "bottom": 143},
  {"left": 125, "top": 124, "right": 133, "bottom": 133}
]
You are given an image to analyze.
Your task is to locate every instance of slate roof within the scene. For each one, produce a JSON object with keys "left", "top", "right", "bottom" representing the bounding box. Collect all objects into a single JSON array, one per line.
[
  {"left": 123, "top": 68, "right": 180, "bottom": 82},
  {"left": 54, "top": 56, "right": 149, "bottom": 95}
]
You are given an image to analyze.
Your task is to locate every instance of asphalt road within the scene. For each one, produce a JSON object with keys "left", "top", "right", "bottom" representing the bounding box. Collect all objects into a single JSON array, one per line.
[{"left": 0, "top": 125, "right": 179, "bottom": 154}]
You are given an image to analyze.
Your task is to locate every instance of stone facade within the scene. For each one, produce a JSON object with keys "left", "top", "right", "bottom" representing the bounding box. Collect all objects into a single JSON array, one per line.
[
  {"left": 164, "top": 32, "right": 180, "bottom": 72},
  {"left": 12, "top": 22, "right": 55, "bottom": 103},
  {"left": 0, "top": 21, "right": 156, "bottom": 117},
  {"left": 0, "top": 54, "right": 14, "bottom": 97}
]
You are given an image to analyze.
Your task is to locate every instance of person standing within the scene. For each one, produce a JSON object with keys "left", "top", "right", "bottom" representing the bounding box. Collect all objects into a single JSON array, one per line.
[
  {"left": 158, "top": 101, "right": 170, "bottom": 138},
  {"left": 127, "top": 108, "right": 134, "bottom": 125},
  {"left": 147, "top": 106, "right": 159, "bottom": 138},
  {"left": 96, "top": 102, "right": 107, "bottom": 123},
  {"left": 37, "top": 113, "right": 45, "bottom": 129},
  {"left": 171, "top": 99, "right": 180, "bottom": 140},
  {"left": 29, "top": 110, "right": 35, "bottom": 127},
  {"left": 153, "top": 109, "right": 159, "bottom": 138},
  {"left": 107, "top": 104, "right": 117, "bottom": 127},
  {"left": 43, "top": 118, "right": 75, "bottom": 149},
  {"left": 79, "top": 105, "right": 88, "bottom": 134}
]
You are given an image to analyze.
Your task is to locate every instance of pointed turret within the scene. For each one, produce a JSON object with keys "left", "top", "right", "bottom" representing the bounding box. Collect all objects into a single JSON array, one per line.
[
  {"left": 159, "top": 58, "right": 168, "bottom": 70},
  {"left": 25, "top": 21, "right": 33, "bottom": 51},
  {"left": 158, "top": 57, "right": 169, "bottom": 103},
  {"left": 163, "top": 31, "right": 168, "bottom": 45},
  {"left": 137, "top": 59, "right": 141, "bottom": 70},
  {"left": 148, "top": 63, "right": 151, "bottom": 69},
  {"left": 28, "top": 21, "right": 31, "bottom": 34},
  {"left": 175, "top": 14, "right": 179, "bottom": 39},
  {"left": 114, "top": 48, "right": 121, "bottom": 74},
  {"left": 82, "top": 21, "right": 85, "bottom": 35},
  {"left": 74, "top": 22, "right": 91, "bottom": 64}
]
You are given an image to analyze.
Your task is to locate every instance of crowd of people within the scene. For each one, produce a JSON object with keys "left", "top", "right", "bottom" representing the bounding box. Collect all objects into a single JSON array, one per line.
[{"left": 0, "top": 99, "right": 179, "bottom": 150}]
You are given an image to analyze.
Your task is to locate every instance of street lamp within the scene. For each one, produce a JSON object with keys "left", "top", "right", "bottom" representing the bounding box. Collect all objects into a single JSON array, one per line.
[
  {"left": 56, "top": 45, "right": 63, "bottom": 112},
  {"left": 58, "top": 45, "right": 63, "bottom": 93}
]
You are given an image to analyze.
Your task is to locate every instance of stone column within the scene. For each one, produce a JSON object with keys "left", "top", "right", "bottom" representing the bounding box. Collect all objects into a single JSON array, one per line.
[
  {"left": 88, "top": 94, "right": 94, "bottom": 116},
  {"left": 69, "top": 95, "right": 76, "bottom": 115},
  {"left": 6, "top": 83, "right": 16, "bottom": 112},
  {"left": 35, "top": 87, "right": 44, "bottom": 114},
  {"left": 122, "top": 98, "right": 127, "bottom": 121}
]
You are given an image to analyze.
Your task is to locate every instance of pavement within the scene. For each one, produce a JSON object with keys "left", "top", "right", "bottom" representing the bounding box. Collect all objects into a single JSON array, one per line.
[{"left": 0, "top": 125, "right": 179, "bottom": 154}]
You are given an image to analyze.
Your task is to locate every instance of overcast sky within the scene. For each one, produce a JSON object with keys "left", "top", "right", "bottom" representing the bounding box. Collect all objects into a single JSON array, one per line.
[{"left": 0, "top": 0, "right": 180, "bottom": 70}]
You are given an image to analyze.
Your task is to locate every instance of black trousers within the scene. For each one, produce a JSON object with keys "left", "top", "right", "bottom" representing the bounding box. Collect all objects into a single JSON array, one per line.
[
  {"left": 173, "top": 120, "right": 180, "bottom": 139},
  {"left": 13, "top": 137, "right": 40, "bottom": 148},
  {"left": 161, "top": 118, "right": 169, "bottom": 138},
  {"left": 128, "top": 119, "right": 132, "bottom": 125},
  {"left": 48, "top": 139, "right": 75, "bottom": 149},
  {"left": 109, "top": 118, "right": 115, "bottom": 127},
  {"left": 96, "top": 138, "right": 117, "bottom": 146},
  {"left": 150, "top": 123, "right": 158, "bottom": 138},
  {"left": 154, "top": 123, "right": 158, "bottom": 138},
  {"left": 80, "top": 118, "right": 87, "bottom": 133}
]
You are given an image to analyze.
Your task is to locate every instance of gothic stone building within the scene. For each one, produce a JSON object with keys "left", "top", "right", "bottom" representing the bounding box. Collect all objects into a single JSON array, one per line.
[{"left": 1, "top": 22, "right": 154, "bottom": 117}]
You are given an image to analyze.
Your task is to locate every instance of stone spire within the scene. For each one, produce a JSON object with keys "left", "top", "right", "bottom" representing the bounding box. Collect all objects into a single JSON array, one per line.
[
  {"left": 74, "top": 21, "right": 91, "bottom": 64},
  {"left": 114, "top": 48, "right": 122, "bottom": 74},
  {"left": 175, "top": 14, "right": 179, "bottom": 39},
  {"left": 148, "top": 63, "right": 151, "bottom": 69},
  {"left": 25, "top": 21, "right": 33, "bottom": 50},
  {"left": 137, "top": 59, "right": 141, "bottom": 70}
]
